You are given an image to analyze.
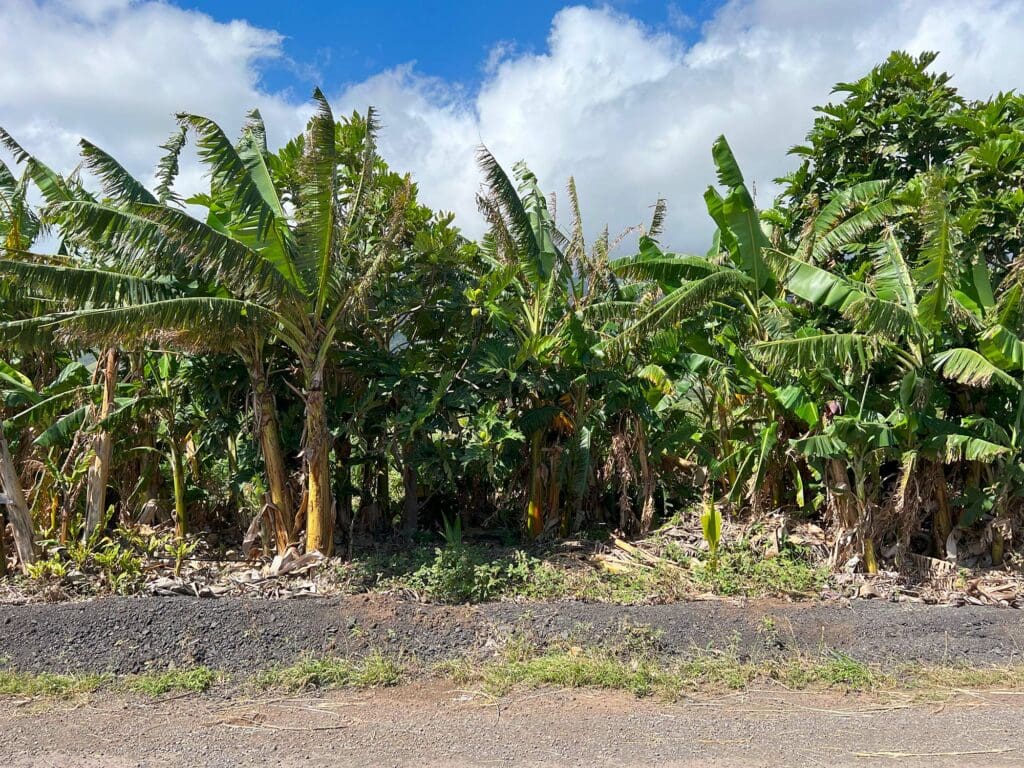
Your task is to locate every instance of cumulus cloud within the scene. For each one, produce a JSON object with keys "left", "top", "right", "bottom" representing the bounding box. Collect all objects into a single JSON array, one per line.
[
  {"left": 2, "top": 0, "right": 1023, "bottom": 253},
  {"left": 341, "top": 0, "right": 1024, "bottom": 250},
  {"left": 0, "top": 0, "right": 306, "bottom": 194}
]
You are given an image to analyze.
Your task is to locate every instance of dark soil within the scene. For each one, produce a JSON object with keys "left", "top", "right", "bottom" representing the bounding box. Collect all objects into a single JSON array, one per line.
[{"left": 2, "top": 595, "right": 1023, "bottom": 674}]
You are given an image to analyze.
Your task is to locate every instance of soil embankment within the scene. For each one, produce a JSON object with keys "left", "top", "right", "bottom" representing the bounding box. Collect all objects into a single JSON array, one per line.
[{"left": 1, "top": 595, "right": 1021, "bottom": 673}]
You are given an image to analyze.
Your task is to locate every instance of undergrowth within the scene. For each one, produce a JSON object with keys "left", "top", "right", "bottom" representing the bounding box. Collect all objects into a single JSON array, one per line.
[{"left": 337, "top": 534, "right": 826, "bottom": 605}]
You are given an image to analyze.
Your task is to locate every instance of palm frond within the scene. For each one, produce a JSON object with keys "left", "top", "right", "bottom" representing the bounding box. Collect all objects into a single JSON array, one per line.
[
  {"left": 50, "top": 200, "right": 293, "bottom": 301},
  {"left": 608, "top": 269, "right": 752, "bottom": 359},
  {"left": 932, "top": 347, "right": 1019, "bottom": 390},
  {"left": 843, "top": 295, "right": 925, "bottom": 342},
  {"left": 871, "top": 229, "right": 916, "bottom": 308},
  {"left": 154, "top": 125, "right": 187, "bottom": 205},
  {"left": 812, "top": 180, "right": 889, "bottom": 240},
  {"left": 914, "top": 171, "right": 959, "bottom": 332},
  {"left": 647, "top": 198, "right": 667, "bottom": 239},
  {"left": 241, "top": 109, "right": 268, "bottom": 154},
  {"left": 979, "top": 324, "right": 1024, "bottom": 372},
  {"left": 79, "top": 139, "right": 157, "bottom": 205},
  {"left": 0, "top": 315, "right": 66, "bottom": 351},
  {"left": 753, "top": 332, "right": 883, "bottom": 373},
  {"left": 343, "top": 105, "right": 379, "bottom": 235},
  {"left": 294, "top": 88, "right": 338, "bottom": 312},
  {"left": 612, "top": 250, "right": 722, "bottom": 285},
  {"left": 0, "top": 127, "right": 82, "bottom": 206},
  {"left": 57, "top": 296, "right": 272, "bottom": 352},
  {"left": 705, "top": 136, "right": 771, "bottom": 290},
  {"left": 922, "top": 431, "right": 1011, "bottom": 463},
  {"left": 476, "top": 147, "right": 541, "bottom": 272},
  {"left": 811, "top": 199, "right": 900, "bottom": 262},
  {"left": 764, "top": 249, "right": 862, "bottom": 311},
  {"left": 177, "top": 112, "right": 286, "bottom": 242},
  {"left": 0, "top": 256, "right": 179, "bottom": 307}
]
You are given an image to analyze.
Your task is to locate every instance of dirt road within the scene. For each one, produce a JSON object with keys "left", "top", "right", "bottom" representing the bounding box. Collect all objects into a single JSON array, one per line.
[{"left": 3, "top": 683, "right": 1022, "bottom": 767}]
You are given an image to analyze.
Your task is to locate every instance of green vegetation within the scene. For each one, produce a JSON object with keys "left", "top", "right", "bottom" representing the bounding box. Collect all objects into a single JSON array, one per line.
[
  {"left": 1, "top": 50, "right": 1023, "bottom": 595},
  {"left": 122, "top": 667, "right": 218, "bottom": 695},
  {"left": 0, "top": 666, "right": 217, "bottom": 698},
  {"left": 0, "top": 670, "right": 106, "bottom": 697},
  {"left": 689, "top": 543, "right": 827, "bottom": 597},
  {"left": 335, "top": 532, "right": 825, "bottom": 603},
  {"left": 442, "top": 641, "right": 1024, "bottom": 700},
  {"left": 253, "top": 651, "right": 403, "bottom": 691},
  {"left": 4, "top": 651, "right": 1024, "bottom": 702}
]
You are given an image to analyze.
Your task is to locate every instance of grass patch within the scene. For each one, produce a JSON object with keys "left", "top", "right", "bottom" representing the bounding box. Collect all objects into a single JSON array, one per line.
[
  {"left": 4, "top": 651, "right": 1024, "bottom": 703},
  {"left": 560, "top": 565, "right": 691, "bottom": 604},
  {"left": 120, "top": 667, "right": 218, "bottom": 695},
  {"left": 0, "top": 670, "right": 108, "bottom": 698},
  {"left": 253, "top": 651, "right": 404, "bottom": 692},
  {"left": 0, "top": 666, "right": 218, "bottom": 699},
  {"left": 898, "top": 664, "right": 1024, "bottom": 691},
  {"left": 442, "top": 641, "right": 1016, "bottom": 700}
]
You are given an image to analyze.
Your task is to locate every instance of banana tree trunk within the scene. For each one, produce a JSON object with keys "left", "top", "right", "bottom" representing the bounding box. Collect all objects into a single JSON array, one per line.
[
  {"left": 334, "top": 434, "right": 353, "bottom": 536},
  {"left": 526, "top": 430, "right": 545, "bottom": 539},
  {"left": 376, "top": 455, "right": 390, "bottom": 531},
  {"left": 0, "top": 430, "right": 35, "bottom": 570},
  {"left": 637, "top": 426, "right": 655, "bottom": 534},
  {"left": 0, "top": 509, "right": 7, "bottom": 577},
  {"left": 250, "top": 367, "right": 292, "bottom": 553},
  {"left": 398, "top": 443, "right": 418, "bottom": 535},
  {"left": 169, "top": 438, "right": 187, "bottom": 539},
  {"left": 933, "top": 463, "right": 953, "bottom": 557},
  {"left": 84, "top": 348, "right": 118, "bottom": 538},
  {"left": 304, "top": 381, "right": 334, "bottom": 554}
]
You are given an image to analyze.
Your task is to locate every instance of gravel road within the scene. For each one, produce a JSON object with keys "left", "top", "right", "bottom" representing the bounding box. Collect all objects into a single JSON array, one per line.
[{"left": 3, "top": 683, "right": 1023, "bottom": 767}]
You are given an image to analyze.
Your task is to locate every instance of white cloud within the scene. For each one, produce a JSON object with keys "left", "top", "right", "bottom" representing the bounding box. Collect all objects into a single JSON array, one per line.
[
  {"left": 341, "top": 0, "right": 1024, "bottom": 251},
  {"left": 0, "top": 0, "right": 306, "bottom": 195},
  {"left": 2, "top": 0, "right": 1023, "bottom": 254}
]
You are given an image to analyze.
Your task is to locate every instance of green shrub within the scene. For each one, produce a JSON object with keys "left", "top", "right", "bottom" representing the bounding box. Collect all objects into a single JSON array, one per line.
[{"left": 408, "top": 546, "right": 563, "bottom": 603}]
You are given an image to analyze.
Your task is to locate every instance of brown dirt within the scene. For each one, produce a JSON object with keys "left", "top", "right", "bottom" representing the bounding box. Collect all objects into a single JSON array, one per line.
[{"left": 3, "top": 683, "right": 1024, "bottom": 767}]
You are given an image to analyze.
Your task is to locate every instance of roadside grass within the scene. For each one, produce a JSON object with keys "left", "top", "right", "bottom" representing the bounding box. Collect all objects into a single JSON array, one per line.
[
  {"left": 686, "top": 543, "right": 827, "bottom": 597},
  {"left": 0, "top": 670, "right": 108, "bottom": 698},
  {"left": 121, "top": 667, "right": 219, "bottom": 695},
  {"left": 441, "top": 642, "right": 885, "bottom": 698},
  {"left": 0, "top": 667, "right": 218, "bottom": 699},
  {"left": 438, "top": 634, "right": 1024, "bottom": 702},
  {"left": 5, "top": 649, "right": 1024, "bottom": 702},
  {"left": 252, "top": 650, "right": 404, "bottom": 692}
]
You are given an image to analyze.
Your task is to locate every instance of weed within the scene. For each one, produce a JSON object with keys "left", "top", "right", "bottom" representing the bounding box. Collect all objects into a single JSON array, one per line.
[
  {"left": 452, "top": 644, "right": 914, "bottom": 700},
  {"left": 253, "top": 651, "right": 403, "bottom": 691},
  {"left": 122, "top": 667, "right": 217, "bottom": 695},
  {"left": 407, "top": 546, "right": 564, "bottom": 604},
  {"left": 0, "top": 670, "right": 107, "bottom": 698},
  {"left": 163, "top": 537, "right": 199, "bottom": 578},
  {"left": 24, "top": 558, "right": 69, "bottom": 580},
  {"left": 478, "top": 648, "right": 666, "bottom": 697},
  {"left": 691, "top": 542, "right": 826, "bottom": 597}
]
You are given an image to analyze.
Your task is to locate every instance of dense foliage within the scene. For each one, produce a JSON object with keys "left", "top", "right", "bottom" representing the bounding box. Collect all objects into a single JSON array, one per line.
[{"left": 2, "top": 51, "right": 1023, "bottom": 579}]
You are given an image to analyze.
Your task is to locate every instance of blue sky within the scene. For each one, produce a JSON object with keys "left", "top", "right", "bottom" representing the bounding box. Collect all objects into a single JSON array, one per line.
[{"left": 172, "top": 1, "right": 719, "bottom": 94}]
